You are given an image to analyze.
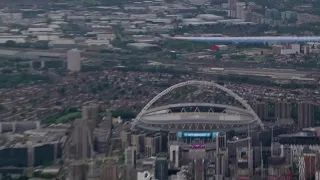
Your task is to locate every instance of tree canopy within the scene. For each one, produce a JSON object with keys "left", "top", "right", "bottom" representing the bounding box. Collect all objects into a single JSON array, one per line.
[{"left": 0, "top": 73, "right": 51, "bottom": 88}]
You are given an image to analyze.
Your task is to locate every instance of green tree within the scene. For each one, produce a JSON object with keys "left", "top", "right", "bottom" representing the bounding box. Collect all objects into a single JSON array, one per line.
[
  {"left": 0, "top": 104, "right": 5, "bottom": 112},
  {"left": 46, "top": 18, "right": 52, "bottom": 25},
  {"left": 215, "top": 53, "right": 222, "bottom": 61},
  {"left": 58, "top": 87, "right": 66, "bottom": 96},
  {"left": 4, "top": 40, "right": 16, "bottom": 47},
  {"left": 1, "top": 68, "right": 13, "bottom": 74},
  {"left": 33, "top": 41, "right": 49, "bottom": 49},
  {"left": 0, "top": 73, "right": 51, "bottom": 88},
  {"left": 111, "top": 110, "right": 136, "bottom": 119}
]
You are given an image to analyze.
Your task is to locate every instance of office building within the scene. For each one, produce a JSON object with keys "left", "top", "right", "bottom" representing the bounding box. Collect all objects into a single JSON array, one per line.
[
  {"left": 236, "top": 2, "right": 246, "bottom": 19},
  {"left": 100, "top": 164, "right": 117, "bottom": 180},
  {"left": 272, "top": 44, "right": 301, "bottom": 55},
  {"left": 316, "top": 171, "right": 320, "bottom": 180},
  {"left": 131, "top": 133, "right": 146, "bottom": 154},
  {"left": 298, "top": 102, "right": 314, "bottom": 129},
  {"left": 215, "top": 148, "right": 228, "bottom": 177},
  {"left": 236, "top": 147, "right": 253, "bottom": 179},
  {"left": 228, "top": 137, "right": 250, "bottom": 157},
  {"left": 252, "top": 146, "right": 262, "bottom": 170},
  {"left": 121, "top": 130, "right": 132, "bottom": 149},
  {"left": 67, "top": 48, "right": 81, "bottom": 72},
  {"left": 82, "top": 103, "right": 99, "bottom": 130},
  {"left": 252, "top": 102, "right": 268, "bottom": 120},
  {"left": 299, "top": 148, "right": 319, "bottom": 180},
  {"left": 271, "top": 142, "right": 282, "bottom": 157},
  {"left": 100, "top": 164, "right": 137, "bottom": 180},
  {"left": 82, "top": 103, "right": 99, "bottom": 120},
  {"left": 217, "top": 132, "right": 227, "bottom": 150},
  {"left": 93, "top": 119, "right": 111, "bottom": 154},
  {"left": 192, "top": 159, "right": 206, "bottom": 180},
  {"left": 87, "top": 161, "right": 100, "bottom": 180},
  {"left": 299, "top": 154, "right": 317, "bottom": 180},
  {"left": 267, "top": 157, "right": 293, "bottom": 180},
  {"left": 228, "top": 0, "right": 237, "bottom": 17},
  {"left": 0, "top": 140, "right": 62, "bottom": 168},
  {"left": 101, "top": 112, "right": 112, "bottom": 131},
  {"left": 281, "top": 145, "right": 293, "bottom": 165},
  {"left": 275, "top": 101, "right": 292, "bottom": 119},
  {"left": 64, "top": 119, "right": 94, "bottom": 160},
  {"left": 0, "top": 121, "right": 40, "bottom": 133},
  {"left": 265, "top": 8, "right": 280, "bottom": 19},
  {"left": 68, "top": 163, "right": 88, "bottom": 180},
  {"left": 94, "top": 136, "right": 109, "bottom": 154},
  {"left": 267, "top": 143, "right": 293, "bottom": 179},
  {"left": 170, "top": 51, "right": 177, "bottom": 59},
  {"left": 169, "top": 145, "right": 180, "bottom": 169},
  {"left": 155, "top": 134, "right": 163, "bottom": 152},
  {"left": 125, "top": 146, "right": 137, "bottom": 168},
  {"left": 145, "top": 135, "right": 162, "bottom": 157},
  {"left": 155, "top": 157, "right": 168, "bottom": 180}
]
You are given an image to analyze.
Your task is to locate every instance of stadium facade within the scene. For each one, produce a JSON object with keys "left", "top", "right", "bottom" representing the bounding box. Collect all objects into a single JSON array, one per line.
[{"left": 131, "top": 80, "right": 264, "bottom": 133}]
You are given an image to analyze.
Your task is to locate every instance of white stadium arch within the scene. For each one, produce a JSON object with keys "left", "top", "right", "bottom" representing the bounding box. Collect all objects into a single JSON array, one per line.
[{"left": 131, "top": 80, "right": 264, "bottom": 130}]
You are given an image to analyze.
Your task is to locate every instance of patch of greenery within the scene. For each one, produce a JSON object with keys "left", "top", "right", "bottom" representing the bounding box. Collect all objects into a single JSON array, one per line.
[
  {"left": 206, "top": 10, "right": 228, "bottom": 17},
  {"left": 56, "top": 112, "right": 82, "bottom": 123},
  {"left": 100, "top": 0, "right": 130, "bottom": 5},
  {"left": 0, "top": 104, "right": 5, "bottom": 112},
  {"left": 0, "top": 73, "right": 52, "bottom": 88},
  {"left": 162, "top": 40, "right": 211, "bottom": 52},
  {"left": 111, "top": 110, "right": 136, "bottom": 119},
  {"left": 118, "top": 154, "right": 125, "bottom": 164},
  {"left": 81, "top": 65, "right": 103, "bottom": 72},
  {"left": 22, "top": 10, "right": 45, "bottom": 18},
  {"left": 4, "top": 40, "right": 49, "bottom": 49},
  {"left": 230, "top": 54, "right": 246, "bottom": 60},
  {"left": 42, "top": 107, "right": 80, "bottom": 124}
]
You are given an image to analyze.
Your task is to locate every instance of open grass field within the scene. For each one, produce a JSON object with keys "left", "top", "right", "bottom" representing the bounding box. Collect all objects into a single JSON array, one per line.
[{"left": 56, "top": 112, "right": 81, "bottom": 123}]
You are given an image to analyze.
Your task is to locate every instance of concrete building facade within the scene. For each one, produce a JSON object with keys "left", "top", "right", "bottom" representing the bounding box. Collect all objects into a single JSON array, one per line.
[
  {"left": 67, "top": 49, "right": 81, "bottom": 72},
  {"left": 298, "top": 102, "right": 314, "bottom": 129}
]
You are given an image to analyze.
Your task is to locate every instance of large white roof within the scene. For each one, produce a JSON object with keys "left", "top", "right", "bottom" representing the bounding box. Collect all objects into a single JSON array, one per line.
[
  {"left": 197, "top": 14, "right": 224, "bottom": 21},
  {"left": 139, "top": 103, "right": 255, "bottom": 125},
  {"left": 171, "top": 36, "right": 320, "bottom": 43},
  {"left": 28, "top": 28, "right": 54, "bottom": 32}
]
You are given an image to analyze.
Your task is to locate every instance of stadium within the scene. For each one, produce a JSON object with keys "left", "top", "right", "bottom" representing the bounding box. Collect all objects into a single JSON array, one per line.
[{"left": 131, "top": 80, "right": 264, "bottom": 133}]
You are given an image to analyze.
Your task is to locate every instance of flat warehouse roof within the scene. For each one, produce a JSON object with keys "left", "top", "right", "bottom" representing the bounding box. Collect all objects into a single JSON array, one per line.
[
  {"left": 0, "top": 49, "right": 21, "bottom": 56},
  {"left": 20, "top": 51, "right": 63, "bottom": 57}
]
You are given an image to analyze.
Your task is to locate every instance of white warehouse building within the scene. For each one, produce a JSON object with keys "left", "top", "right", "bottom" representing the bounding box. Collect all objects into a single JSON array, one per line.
[
  {"left": 197, "top": 14, "right": 224, "bottom": 21},
  {"left": 272, "top": 44, "right": 300, "bottom": 55},
  {"left": 67, "top": 49, "right": 81, "bottom": 72}
]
